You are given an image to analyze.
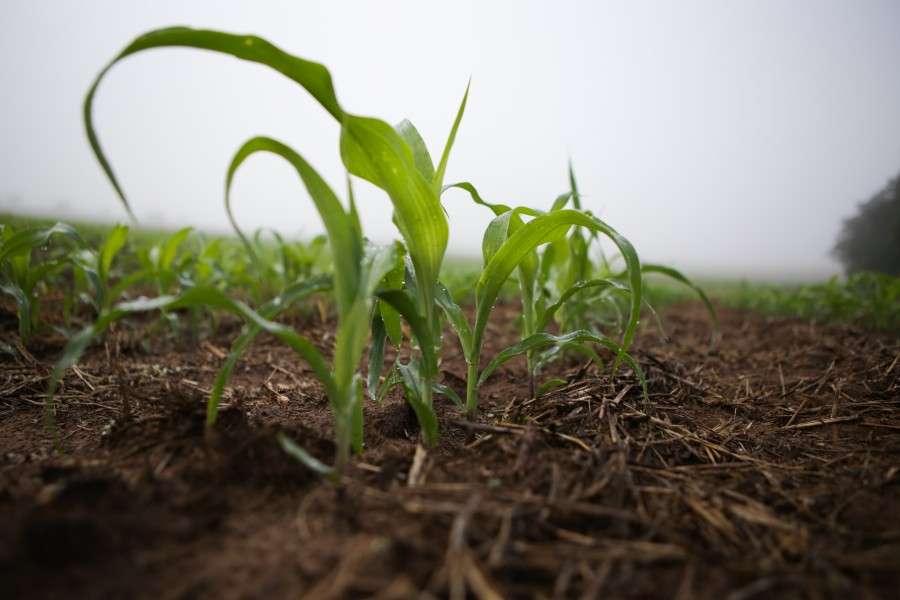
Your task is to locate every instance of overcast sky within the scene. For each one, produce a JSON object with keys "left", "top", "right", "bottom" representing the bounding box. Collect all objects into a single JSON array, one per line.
[{"left": 2, "top": 1, "right": 899, "bottom": 279}]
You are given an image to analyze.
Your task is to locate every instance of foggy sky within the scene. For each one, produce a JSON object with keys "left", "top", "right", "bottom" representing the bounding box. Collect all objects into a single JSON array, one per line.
[{"left": 2, "top": 1, "right": 899, "bottom": 279}]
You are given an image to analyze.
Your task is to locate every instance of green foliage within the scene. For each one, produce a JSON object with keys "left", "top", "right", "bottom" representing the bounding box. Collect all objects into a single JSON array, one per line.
[
  {"left": 83, "top": 26, "right": 476, "bottom": 452},
  {"left": 441, "top": 173, "right": 712, "bottom": 412},
  {"left": 833, "top": 171, "right": 900, "bottom": 276},
  {"left": 722, "top": 272, "right": 900, "bottom": 332},
  {"left": 0, "top": 222, "right": 84, "bottom": 344},
  {"left": 5, "top": 25, "right": 728, "bottom": 477}
]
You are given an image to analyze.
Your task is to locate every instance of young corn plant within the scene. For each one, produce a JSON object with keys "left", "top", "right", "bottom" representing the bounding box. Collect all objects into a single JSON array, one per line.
[
  {"left": 71, "top": 224, "right": 137, "bottom": 314},
  {"left": 535, "top": 167, "right": 717, "bottom": 382},
  {"left": 136, "top": 227, "right": 194, "bottom": 295},
  {"left": 84, "top": 26, "right": 470, "bottom": 447},
  {"left": 440, "top": 182, "right": 646, "bottom": 415},
  {"left": 362, "top": 93, "right": 474, "bottom": 444},
  {"left": 0, "top": 223, "right": 84, "bottom": 346},
  {"left": 444, "top": 172, "right": 717, "bottom": 410},
  {"left": 260, "top": 230, "right": 329, "bottom": 286},
  {"left": 49, "top": 136, "right": 397, "bottom": 474}
]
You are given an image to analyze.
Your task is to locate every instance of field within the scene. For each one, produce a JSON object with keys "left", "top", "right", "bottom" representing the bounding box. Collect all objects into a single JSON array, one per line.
[
  {"left": 2, "top": 25, "right": 900, "bottom": 599},
  {"left": 2, "top": 217, "right": 899, "bottom": 598}
]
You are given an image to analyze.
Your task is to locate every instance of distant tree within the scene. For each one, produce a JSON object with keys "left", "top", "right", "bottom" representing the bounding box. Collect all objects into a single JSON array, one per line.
[{"left": 833, "top": 172, "right": 900, "bottom": 276}]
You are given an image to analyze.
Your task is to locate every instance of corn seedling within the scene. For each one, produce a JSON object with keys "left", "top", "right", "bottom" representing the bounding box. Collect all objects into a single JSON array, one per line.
[
  {"left": 443, "top": 171, "right": 719, "bottom": 410},
  {"left": 71, "top": 224, "right": 139, "bottom": 313},
  {"left": 84, "top": 26, "right": 472, "bottom": 447},
  {"left": 439, "top": 182, "right": 645, "bottom": 414},
  {"left": 37, "top": 24, "right": 722, "bottom": 475},
  {"left": 0, "top": 222, "right": 84, "bottom": 346},
  {"left": 49, "top": 136, "right": 397, "bottom": 473}
]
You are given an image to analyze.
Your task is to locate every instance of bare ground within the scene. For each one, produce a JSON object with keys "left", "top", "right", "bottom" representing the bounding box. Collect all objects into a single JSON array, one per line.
[{"left": 1, "top": 301, "right": 898, "bottom": 599}]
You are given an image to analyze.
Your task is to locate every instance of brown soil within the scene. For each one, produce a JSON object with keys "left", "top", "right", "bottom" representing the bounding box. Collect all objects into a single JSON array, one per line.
[{"left": 1, "top": 302, "right": 898, "bottom": 599}]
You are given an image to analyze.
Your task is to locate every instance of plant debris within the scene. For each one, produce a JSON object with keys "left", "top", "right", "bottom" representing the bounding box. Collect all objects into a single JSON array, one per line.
[{"left": 1, "top": 301, "right": 898, "bottom": 598}]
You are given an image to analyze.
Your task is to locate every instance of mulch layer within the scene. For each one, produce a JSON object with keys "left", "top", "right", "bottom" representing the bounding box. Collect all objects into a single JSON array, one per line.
[{"left": 1, "top": 301, "right": 898, "bottom": 599}]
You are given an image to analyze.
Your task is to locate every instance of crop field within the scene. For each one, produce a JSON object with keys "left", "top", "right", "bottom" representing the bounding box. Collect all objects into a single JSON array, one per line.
[{"left": 2, "top": 26, "right": 900, "bottom": 600}]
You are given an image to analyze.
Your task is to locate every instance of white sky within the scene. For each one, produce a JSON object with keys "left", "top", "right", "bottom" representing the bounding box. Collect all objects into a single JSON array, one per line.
[{"left": 2, "top": 1, "right": 899, "bottom": 279}]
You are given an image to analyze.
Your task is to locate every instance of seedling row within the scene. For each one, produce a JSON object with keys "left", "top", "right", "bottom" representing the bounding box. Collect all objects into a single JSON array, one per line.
[{"left": 2, "top": 27, "right": 717, "bottom": 475}]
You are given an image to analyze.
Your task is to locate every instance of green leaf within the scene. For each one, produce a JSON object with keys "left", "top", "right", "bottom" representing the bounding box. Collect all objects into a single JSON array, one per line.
[
  {"left": 433, "top": 80, "right": 470, "bottom": 191},
  {"left": 332, "top": 240, "right": 396, "bottom": 395},
  {"left": 98, "top": 224, "right": 129, "bottom": 283},
  {"left": 395, "top": 119, "right": 435, "bottom": 182},
  {"left": 463, "top": 209, "right": 642, "bottom": 414},
  {"left": 206, "top": 274, "right": 332, "bottom": 426},
  {"left": 368, "top": 313, "right": 388, "bottom": 402},
  {"left": 434, "top": 281, "right": 473, "bottom": 362},
  {"left": 105, "top": 269, "right": 150, "bottom": 307},
  {"left": 86, "top": 27, "right": 447, "bottom": 320},
  {"left": 378, "top": 258, "right": 406, "bottom": 347},
  {"left": 537, "top": 277, "right": 629, "bottom": 332},
  {"left": 642, "top": 263, "right": 718, "bottom": 333},
  {"left": 350, "top": 375, "right": 365, "bottom": 453},
  {"left": 568, "top": 159, "right": 582, "bottom": 209},
  {"left": 550, "top": 192, "right": 574, "bottom": 212},
  {"left": 0, "top": 222, "right": 83, "bottom": 263},
  {"left": 481, "top": 211, "right": 514, "bottom": 266},
  {"left": 49, "top": 285, "right": 338, "bottom": 429},
  {"left": 397, "top": 362, "right": 439, "bottom": 447},
  {"left": 25, "top": 260, "right": 69, "bottom": 296},
  {"left": 375, "top": 365, "right": 403, "bottom": 405},
  {"left": 474, "top": 209, "right": 642, "bottom": 363},
  {"left": 333, "top": 298, "right": 369, "bottom": 392},
  {"left": 442, "top": 185, "right": 546, "bottom": 338},
  {"left": 361, "top": 241, "right": 400, "bottom": 299},
  {"left": 566, "top": 230, "right": 589, "bottom": 292},
  {"left": 375, "top": 289, "right": 436, "bottom": 378},
  {"left": 85, "top": 27, "right": 346, "bottom": 216},
  {"left": 433, "top": 382, "right": 465, "bottom": 411},
  {"left": 159, "top": 227, "right": 192, "bottom": 271},
  {"left": 442, "top": 181, "right": 511, "bottom": 216},
  {"left": 277, "top": 433, "right": 336, "bottom": 478},
  {"left": 226, "top": 136, "right": 361, "bottom": 315},
  {"left": 0, "top": 280, "right": 32, "bottom": 343},
  {"left": 478, "top": 330, "right": 647, "bottom": 400},
  {"left": 340, "top": 116, "right": 448, "bottom": 311}
]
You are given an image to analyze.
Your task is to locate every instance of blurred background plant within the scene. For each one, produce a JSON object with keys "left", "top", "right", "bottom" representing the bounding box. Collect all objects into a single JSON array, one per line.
[{"left": 833, "top": 171, "right": 900, "bottom": 277}]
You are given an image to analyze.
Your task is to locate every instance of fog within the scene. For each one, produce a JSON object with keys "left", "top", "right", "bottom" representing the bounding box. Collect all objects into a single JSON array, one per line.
[{"left": 2, "top": 1, "right": 899, "bottom": 280}]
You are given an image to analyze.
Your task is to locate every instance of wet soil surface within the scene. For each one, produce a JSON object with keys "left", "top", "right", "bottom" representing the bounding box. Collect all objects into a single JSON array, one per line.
[{"left": 0, "top": 302, "right": 898, "bottom": 599}]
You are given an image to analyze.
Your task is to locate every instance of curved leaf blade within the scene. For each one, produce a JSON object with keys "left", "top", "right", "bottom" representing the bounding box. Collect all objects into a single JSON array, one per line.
[
  {"left": 538, "top": 277, "right": 629, "bottom": 332},
  {"left": 474, "top": 209, "right": 642, "bottom": 363},
  {"left": 642, "top": 263, "right": 719, "bottom": 333},
  {"left": 85, "top": 26, "right": 345, "bottom": 216},
  {"left": 278, "top": 433, "right": 336, "bottom": 478},
  {"left": 48, "top": 285, "right": 338, "bottom": 429},
  {"left": 0, "top": 223, "right": 83, "bottom": 263},
  {"left": 226, "top": 136, "right": 360, "bottom": 314},
  {"left": 206, "top": 275, "right": 332, "bottom": 426},
  {"left": 478, "top": 330, "right": 648, "bottom": 400}
]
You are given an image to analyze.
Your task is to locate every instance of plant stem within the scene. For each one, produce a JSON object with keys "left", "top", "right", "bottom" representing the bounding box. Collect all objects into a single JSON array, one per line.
[
  {"left": 333, "top": 413, "right": 351, "bottom": 476},
  {"left": 465, "top": 360, "right": 479, "bottom": 417},
  {"left": 526, "top": 350, "right": 537, "bottom": 399},
  {"left": 421, "top": 382, "right": 436, "bottom": 445}
]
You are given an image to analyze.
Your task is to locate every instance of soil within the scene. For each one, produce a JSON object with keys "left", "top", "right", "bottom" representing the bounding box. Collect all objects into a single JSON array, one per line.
[{"left": 1, "top": 301, "right": 898, "bottom": 599}]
